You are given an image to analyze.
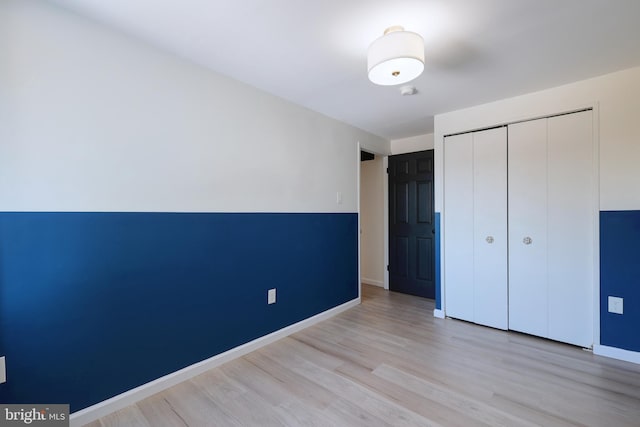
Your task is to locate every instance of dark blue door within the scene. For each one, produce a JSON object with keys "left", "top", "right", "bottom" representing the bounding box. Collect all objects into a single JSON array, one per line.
[{"left": 388, "top": 150, "right": 435, "bottom": 299}]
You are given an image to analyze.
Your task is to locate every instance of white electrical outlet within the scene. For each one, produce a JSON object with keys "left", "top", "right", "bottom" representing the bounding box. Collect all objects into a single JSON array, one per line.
[
  {"left": 608, "top": 296, "right": 623, "bottom": 315},
  {"left": 268, "top": 288, "right": 276, "bottom": 305},
  {"left": 0, "top": 356, "right": 6, "bottom": 384}
]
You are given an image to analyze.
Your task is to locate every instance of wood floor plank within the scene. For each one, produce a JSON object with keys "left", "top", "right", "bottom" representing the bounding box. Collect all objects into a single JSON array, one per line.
[
  {"left": 88, "top": 284, "right": 640, "bottom": 426},
  {"left": 271, "top": 399, "right": 343, "bottom": 427},
  {"left": 334, "top": 361, "right": 487, "bottom": 427},
  {"left": 190, "top": 370, "right": 285, "bottom": 427},
  {"left": 244, "top": 350, "right": 337, "bottom": 411},
  {"left": 161, "top": 381, "right": 243, "bottom": 426},
  {"left": 373, "top": 363, "right": 541, "bottom": 427},
  {"left": 259, "top": 345, "right": 440, "bottom": 427},
  {"left": 221, "top": 357, "right": 297, "bottom": 406},
  {"left": 135, "top": 394, "right": 188, "bottom": 427},
  {"left": 97, "top": 405, "right": 150, "bottom": 427},
  {"left": 323, "top": 397, "right": 395, "bottom": 427}
]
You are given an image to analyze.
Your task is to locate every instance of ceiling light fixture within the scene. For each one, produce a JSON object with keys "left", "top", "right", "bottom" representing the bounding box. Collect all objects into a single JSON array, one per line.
[{"left": 367, "top": 26, "right": 425, "bottom": 86}]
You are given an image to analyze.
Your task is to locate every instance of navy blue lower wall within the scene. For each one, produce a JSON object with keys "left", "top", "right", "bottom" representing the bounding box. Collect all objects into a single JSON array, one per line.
[
  {"left": 600, "top": 210, "right": 640, "bottom": 352},
  {"left": 0, "top": 212, "right": 358, "bottom": 411}
]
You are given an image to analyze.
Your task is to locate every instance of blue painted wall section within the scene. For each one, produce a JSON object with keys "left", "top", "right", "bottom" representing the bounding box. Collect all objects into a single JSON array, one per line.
[
  {"left": 0, "top": 212, "right": 358, "bottom": 411},
  {"left": 434, "top": 212, "right": 441, "bottom": 310},
  {"left": 600, "top": 210, "right": 640, "bottom": 352}
]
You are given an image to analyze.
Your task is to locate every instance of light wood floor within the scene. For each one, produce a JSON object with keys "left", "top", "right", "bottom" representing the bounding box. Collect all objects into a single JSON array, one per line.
[{"left": 87, "top": 285, "right": 640, "bottom": 426}]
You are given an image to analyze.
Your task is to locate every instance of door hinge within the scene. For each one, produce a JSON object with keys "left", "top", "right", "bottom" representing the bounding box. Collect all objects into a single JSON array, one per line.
[
  {"left": 386, "top": 265, "right": 390, "bottom": 271},
  {"left": 386, "top": 167, "right": 389, "bottom": 174}
]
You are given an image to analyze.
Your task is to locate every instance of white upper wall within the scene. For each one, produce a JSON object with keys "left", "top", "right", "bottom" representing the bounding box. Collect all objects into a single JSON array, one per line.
[
  {"left": 434, "top": 66, "right": 640, "bottom": 212},
  {"left": 0, "top": 0, "right": 389, "bottom": 213},
  {"left": 390, "top": 133, "right": 434, "bottom": 155}
]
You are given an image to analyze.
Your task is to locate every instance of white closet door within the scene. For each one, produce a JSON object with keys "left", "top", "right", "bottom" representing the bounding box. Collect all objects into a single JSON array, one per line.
[
  {"left": 508, "top": 119, "right": 549, "bottom": 337},
  {"left": 444, "top": 133, "right": 474, "bottom": 322},
  {"left": 547, "top": 111, "right": 594, "bottom": 347},
  {"left": 473, "top": 128, "right": 508, "bottom": 329}
]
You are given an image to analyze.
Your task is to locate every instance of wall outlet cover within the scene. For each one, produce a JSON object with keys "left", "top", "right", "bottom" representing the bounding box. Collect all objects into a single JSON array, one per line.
[
  {"left": 268, "top": 288, "right": 276, "bottom": 305},
  {"left": 608, "top": 296, "right": 623, "bottom": 315},
  {"left": 0, "top": 356, "right": 6, "bottom": 384}
]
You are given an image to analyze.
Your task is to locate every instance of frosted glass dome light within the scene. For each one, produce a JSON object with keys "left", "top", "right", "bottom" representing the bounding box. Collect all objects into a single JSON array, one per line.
[{"left": 367, "top": 26, "right": 425, "bottom": 86}]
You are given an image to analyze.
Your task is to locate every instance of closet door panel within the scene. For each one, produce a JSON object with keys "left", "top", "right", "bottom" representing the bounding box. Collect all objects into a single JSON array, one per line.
[
  {"left": 444, "top": 133, "right": 474, "bottom": 322},
  {"left": 473, "top": 128, "right": 508, "bottom": 329},
  {"left": 508, "top": 119, "right": 548, "bottom": 337},
  {"left": 547, "top": 111, "right": 594, "bottom": 347}
]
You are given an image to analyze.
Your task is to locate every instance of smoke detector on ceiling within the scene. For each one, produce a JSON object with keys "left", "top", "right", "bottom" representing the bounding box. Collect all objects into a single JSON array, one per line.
[{"left": 400, "top": 85, "right": 418, "bottom": 96}]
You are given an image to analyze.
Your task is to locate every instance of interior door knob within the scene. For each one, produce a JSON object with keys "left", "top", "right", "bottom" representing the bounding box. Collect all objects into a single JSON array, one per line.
[
  {"left": 523, "top": 236, "right": 532, "bottom": 245},
  {"left": 486, "top": 236, "right": 494, "bottom": 244}
]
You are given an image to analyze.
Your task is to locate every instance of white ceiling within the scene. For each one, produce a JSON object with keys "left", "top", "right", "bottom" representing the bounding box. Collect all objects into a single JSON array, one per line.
[{"left": 49, "top": 0, "right": 640, "bottom": 140}]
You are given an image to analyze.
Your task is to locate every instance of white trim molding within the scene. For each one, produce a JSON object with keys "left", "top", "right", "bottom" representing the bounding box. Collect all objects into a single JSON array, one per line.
[
  {"left": 383, "top": 155, "right": 390, "bottom": 290},
  {"left": 593, "top": 344, "right": 640, "bottom": 365},
  {"left": 433, "top": 309, "right": 445, "bottom": 319},
  {"left": 70, "top": 298, "right": 360, "bottom": 426}
]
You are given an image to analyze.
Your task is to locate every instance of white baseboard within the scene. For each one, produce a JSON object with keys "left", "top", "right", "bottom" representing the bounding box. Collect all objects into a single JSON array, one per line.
[
  {"left": 70, "top": 298, "right": 360, "bottom": 426},
  {"left": 361, "top": 277, "right": 384, "bottom": 287},
  {"left": 433, "top": 309, "right": 445, "bottom": 319},
  {"left": 593, "top": 344, "right": 640, "bottom": 364}
]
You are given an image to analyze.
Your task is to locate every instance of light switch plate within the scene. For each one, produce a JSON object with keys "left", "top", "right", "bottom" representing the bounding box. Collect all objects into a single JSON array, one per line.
[
  {"left": 268, "top": 288, "right": 276, "bottom": 305},
  {"left": 608, "top": 296, "right": 623, "bottom": 315},
  {"left": 0, "top": 356, "right": 6, "bottom": 383}
]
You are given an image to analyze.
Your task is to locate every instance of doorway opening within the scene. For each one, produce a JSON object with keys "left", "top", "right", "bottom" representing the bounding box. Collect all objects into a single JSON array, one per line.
[{"left": 359, "top": 150, "right": 385, "bottom": 290}]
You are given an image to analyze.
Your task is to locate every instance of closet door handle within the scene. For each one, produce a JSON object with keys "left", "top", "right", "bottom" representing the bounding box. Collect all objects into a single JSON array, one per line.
[
  {"left": 486, "top": 236, "right": 494, "bottom": 244},
  {"left": 523, "top": 236, "right": 532, "bottom": 245}
]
